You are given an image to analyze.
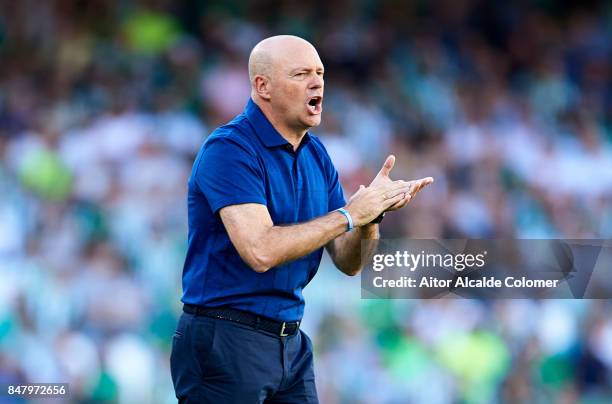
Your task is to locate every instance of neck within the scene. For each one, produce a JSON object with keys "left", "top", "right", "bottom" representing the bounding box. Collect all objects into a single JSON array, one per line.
[{"left": 254, "top": 98, "right": 307, "bottom": 150}]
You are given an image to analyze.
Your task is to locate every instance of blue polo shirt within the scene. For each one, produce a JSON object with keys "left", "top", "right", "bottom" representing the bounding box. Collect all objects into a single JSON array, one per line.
[{"left": 181, "top": 98, "right": 346, "bottom": 322}]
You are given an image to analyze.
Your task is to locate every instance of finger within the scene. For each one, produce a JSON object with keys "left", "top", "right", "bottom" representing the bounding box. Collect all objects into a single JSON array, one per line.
[
  {"left": 414, "top": 180, "right": 424, "bottom": 195},
  {"left": 409, "top": 177, "right": 434, "bottom": 198},
  {"left": 388, "top": 193, "right": 405, "bottom": 209},
  {"left": 414, "top": 177, "right": 434, "bottom": 194},
  {"left": 382, "top": 179, "right": 410, "bottom": 192},
  {"left": 383, "top": 192, "right": 405, "bottom": 209},
  {"left": 387, "top": 193, "right": 412, "bottom": 211},
  {"left": 419, "top": 177, "right": 434, "bottom": 187},
  {"left": 382, "top": 185, "right": 413, "bottom": 200},
  {"left": 378, "top": 155, "right": 395, "bottom": 178}
]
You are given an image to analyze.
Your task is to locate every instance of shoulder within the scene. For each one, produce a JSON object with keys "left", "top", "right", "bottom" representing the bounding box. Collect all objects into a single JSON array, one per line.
[
  {"left": 203, "top": 115, "right": 258, "bottom": 157},
  {"left": 191, "top": 115, "right": 261, "bottom": 177}
]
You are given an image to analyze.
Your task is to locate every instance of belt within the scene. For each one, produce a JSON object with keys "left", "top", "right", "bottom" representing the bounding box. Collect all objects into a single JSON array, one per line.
[{"left": 183, "top": 304, "right": 301, "bottom": 337}]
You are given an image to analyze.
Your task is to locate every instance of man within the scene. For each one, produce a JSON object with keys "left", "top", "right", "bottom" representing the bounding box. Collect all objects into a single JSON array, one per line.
[{"left": 170, "top": 35, "right": 433, "bottom": 403}]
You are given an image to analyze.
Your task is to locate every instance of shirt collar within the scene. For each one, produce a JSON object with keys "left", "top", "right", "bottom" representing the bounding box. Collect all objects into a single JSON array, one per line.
[{"left": 244, "top": 98, "right": 311, "bottom": 149}]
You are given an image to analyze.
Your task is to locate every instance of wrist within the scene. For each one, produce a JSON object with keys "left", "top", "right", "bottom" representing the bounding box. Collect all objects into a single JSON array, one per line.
[{"left": 335, "top": 207, "right": 354, "bottom": 232}]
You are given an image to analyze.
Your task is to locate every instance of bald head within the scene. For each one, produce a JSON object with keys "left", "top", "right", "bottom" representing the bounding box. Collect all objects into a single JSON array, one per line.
[
  {"left": 247, "top": 35, "right": 325, "bottom": 136},
  {"left": 248, "top": 35, "right": 319, "bottom": 84}
]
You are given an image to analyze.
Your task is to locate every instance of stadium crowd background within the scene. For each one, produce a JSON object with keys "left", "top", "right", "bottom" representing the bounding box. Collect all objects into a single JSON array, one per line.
[{"left": 1, "top": 0, "right": 611, "bottom": 402}]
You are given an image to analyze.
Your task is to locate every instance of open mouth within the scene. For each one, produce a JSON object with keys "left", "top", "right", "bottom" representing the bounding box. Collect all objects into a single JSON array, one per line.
[{"left": 306, "top": 96, "right": 323, "bottom": 114}]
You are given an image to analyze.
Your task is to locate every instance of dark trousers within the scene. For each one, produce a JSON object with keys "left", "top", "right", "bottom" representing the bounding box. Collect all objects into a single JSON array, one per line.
[{"left": 170, "top": 312, "right": 319, "bottom": 403}]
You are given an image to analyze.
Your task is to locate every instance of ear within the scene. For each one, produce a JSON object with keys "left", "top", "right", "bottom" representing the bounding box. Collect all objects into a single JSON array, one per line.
[{"left": 253, "top": 75, "right": 272, "bottom": 100}]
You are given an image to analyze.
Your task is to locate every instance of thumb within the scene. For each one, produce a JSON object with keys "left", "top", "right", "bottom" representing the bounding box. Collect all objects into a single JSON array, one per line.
[{"left": 379, "top": 155, "right": 395, "bottom": 177}]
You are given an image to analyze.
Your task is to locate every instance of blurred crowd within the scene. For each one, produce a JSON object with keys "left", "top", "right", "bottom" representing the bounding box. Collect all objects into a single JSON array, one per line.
[{"left": 1, "top": 0, "right": 611, "bottom": 402}]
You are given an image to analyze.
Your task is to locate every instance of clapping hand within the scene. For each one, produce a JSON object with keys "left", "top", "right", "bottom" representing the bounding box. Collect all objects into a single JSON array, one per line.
[{"left": 368, "top": 154, "right": 434, "bottom": 212}]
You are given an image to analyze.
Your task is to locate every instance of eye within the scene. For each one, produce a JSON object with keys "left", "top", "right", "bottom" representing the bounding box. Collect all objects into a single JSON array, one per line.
[{"left": 294, "top": 72, "right": 306, "bottom": 78}]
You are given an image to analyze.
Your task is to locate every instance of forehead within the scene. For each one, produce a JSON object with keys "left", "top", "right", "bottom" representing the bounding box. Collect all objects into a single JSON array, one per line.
[{"left": 275, "top": 43, "right": 323, "bottom": 71}]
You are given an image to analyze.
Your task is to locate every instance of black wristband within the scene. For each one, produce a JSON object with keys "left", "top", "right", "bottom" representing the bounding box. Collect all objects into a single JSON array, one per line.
[{"left": 370, "top": 212, "right": 385, "bottom": 224}]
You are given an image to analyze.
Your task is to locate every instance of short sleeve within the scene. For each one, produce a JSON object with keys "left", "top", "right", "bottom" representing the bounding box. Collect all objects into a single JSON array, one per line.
[
  {"left": 327, "top": 162, "right": 346, "bottom": 212},
  {"left": 314, "top": 138, "right": 346, "bottom": 212},
  {"left": 194, "top": 136, "right": 266, "bottom": 213}
]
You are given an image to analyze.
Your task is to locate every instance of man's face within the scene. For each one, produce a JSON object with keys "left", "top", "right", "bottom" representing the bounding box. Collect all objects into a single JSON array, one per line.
[{"left": 269, "top": 44, "right": 324, "bottom": 130}]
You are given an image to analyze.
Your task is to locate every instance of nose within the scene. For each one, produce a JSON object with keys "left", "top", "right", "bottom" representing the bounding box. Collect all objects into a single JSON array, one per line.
[{"left": 308, "top": 74, "right": 323, "bottom": 90}]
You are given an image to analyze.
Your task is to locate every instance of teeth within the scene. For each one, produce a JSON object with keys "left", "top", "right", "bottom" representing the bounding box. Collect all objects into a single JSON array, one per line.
[{"left": 307, "top": 98, "right": 321, "bottom": 113}]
